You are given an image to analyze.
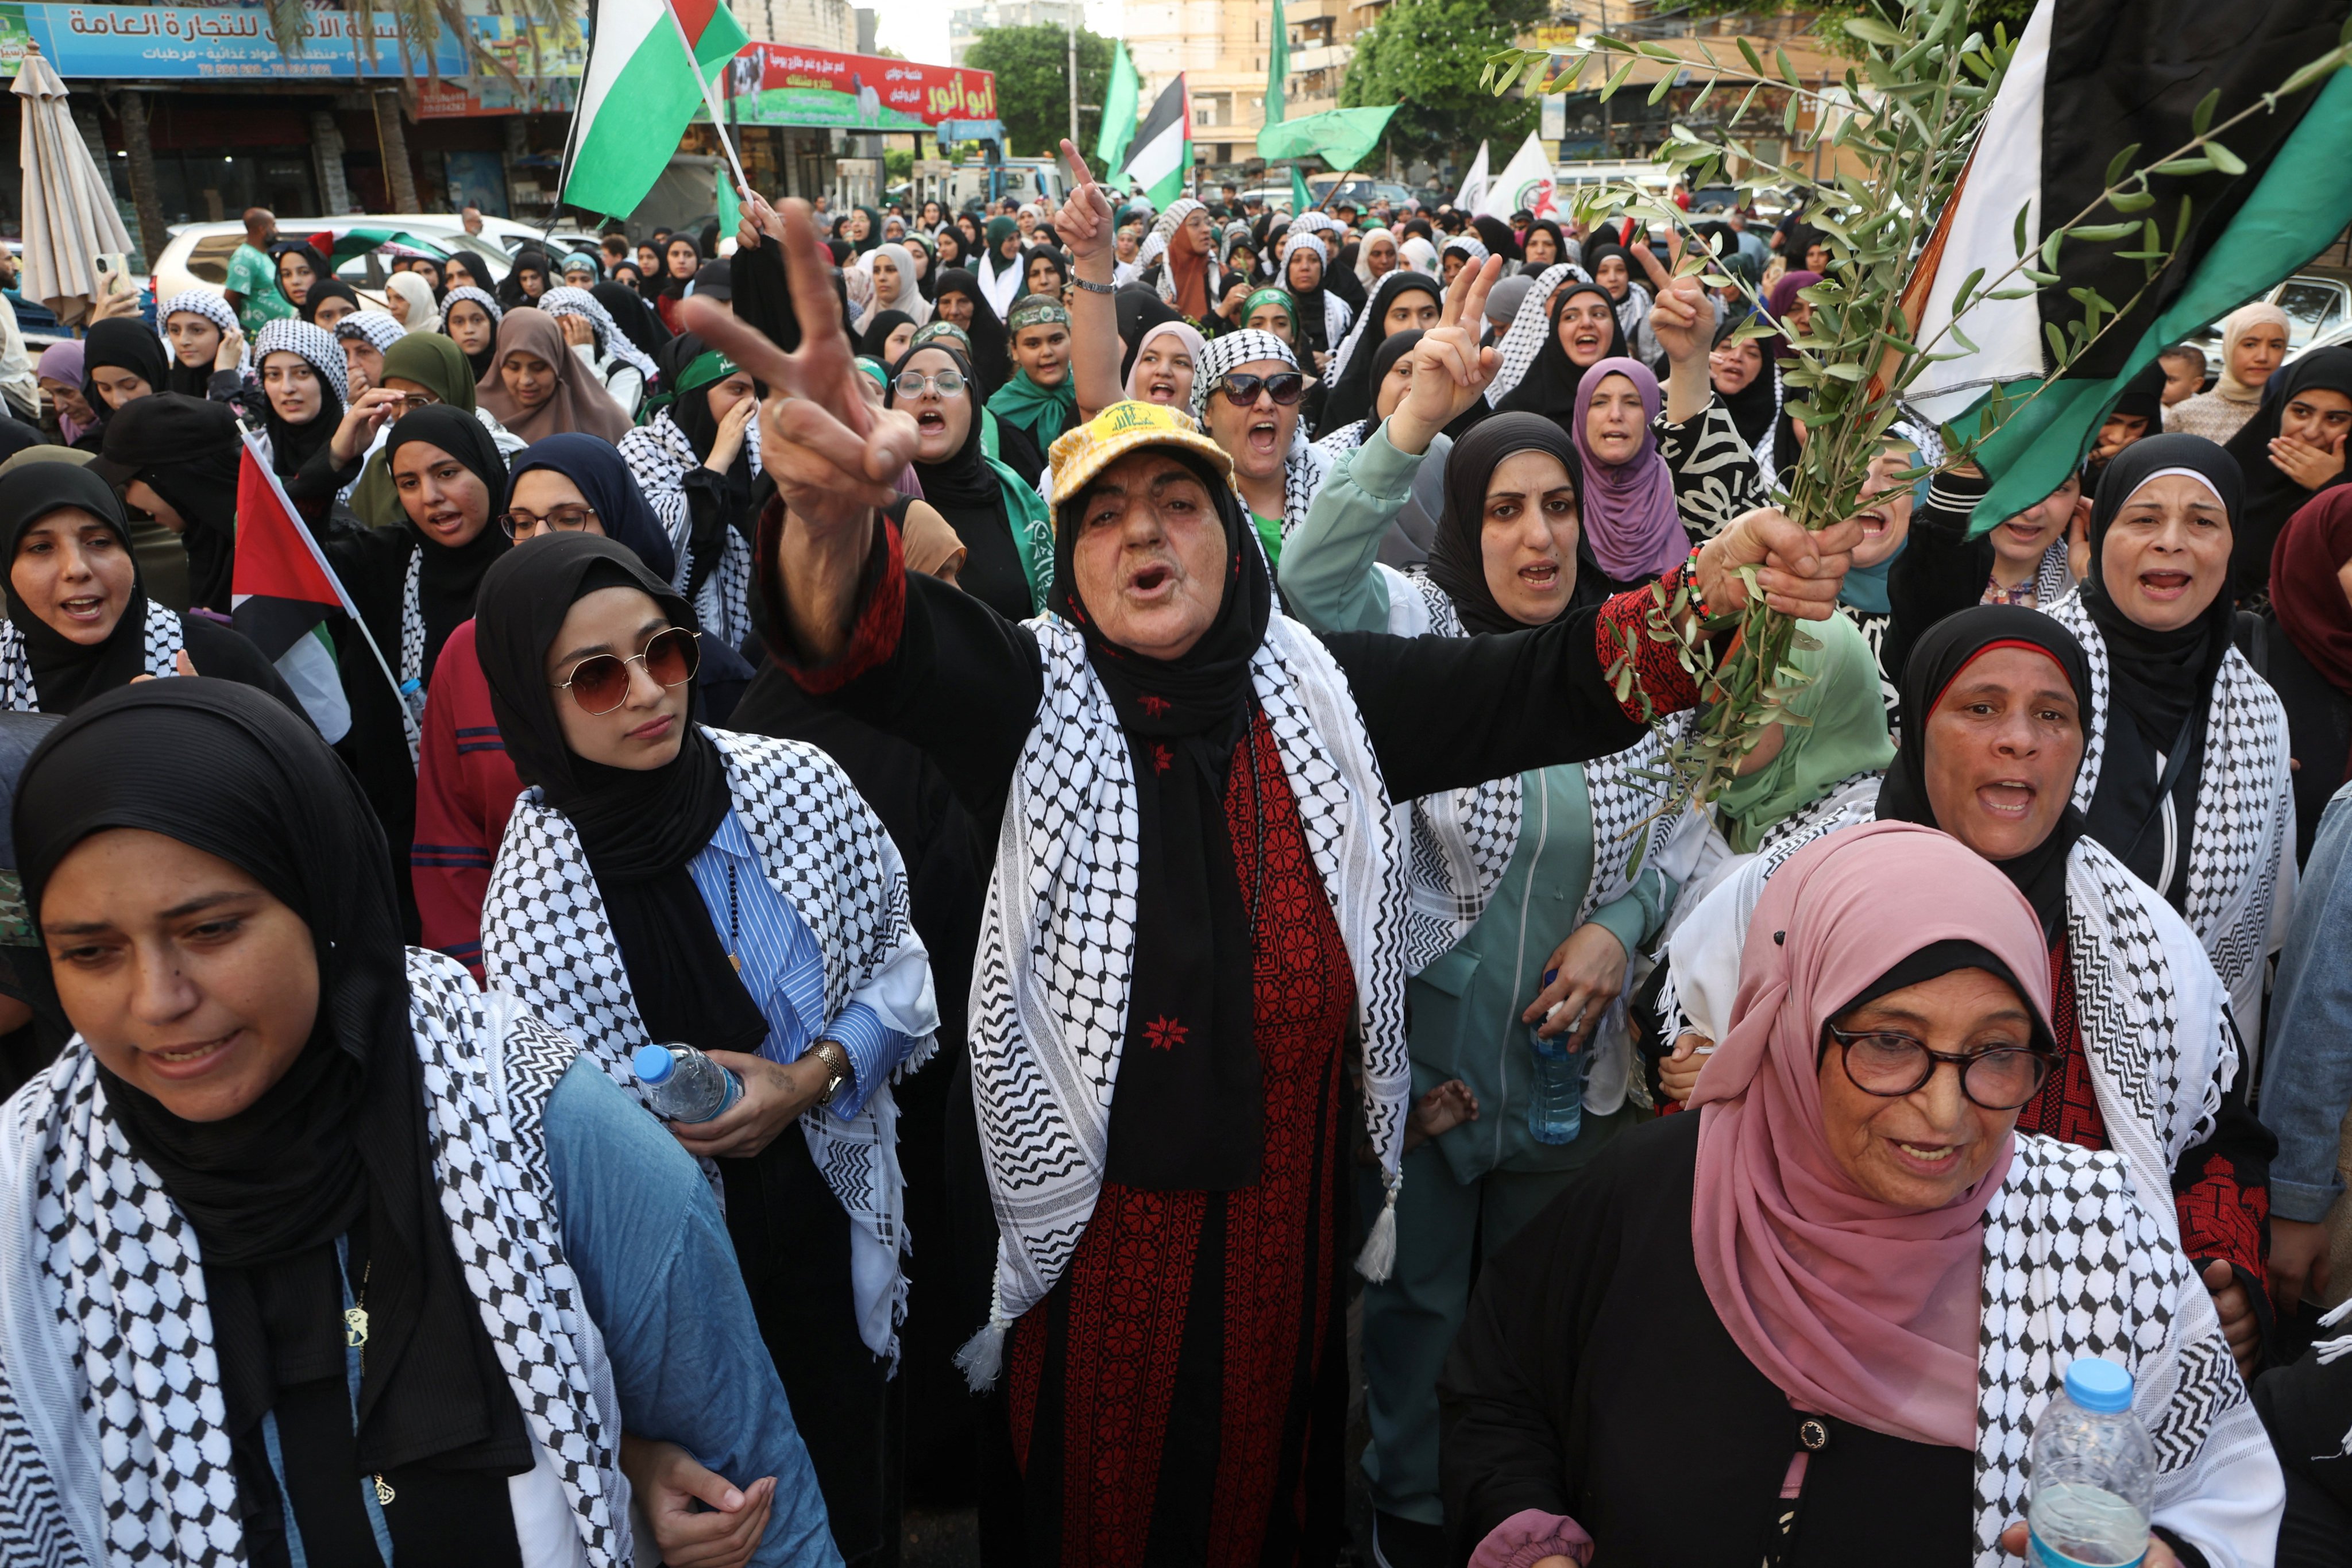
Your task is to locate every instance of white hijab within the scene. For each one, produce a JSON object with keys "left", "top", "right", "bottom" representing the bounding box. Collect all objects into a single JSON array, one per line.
[
  {"left": 1354, "top": 227, "right": 1399, "bottom": 288},
  {"left": 385, "top": 271, "right": 441, "bottom": 336},
  {"left": 856, "top": 242, "right": 932, "bottom": 332}
]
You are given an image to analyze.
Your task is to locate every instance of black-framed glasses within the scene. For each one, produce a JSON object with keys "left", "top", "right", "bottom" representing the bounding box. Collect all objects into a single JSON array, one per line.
[
  {"left": 1821, "top": 1025, "right": 2052, "bottom": 1111},
  {"left": 550, "top": 627, "right": 700, "bottom": 715},
  {"left": 894, "top": 368, "right": 967, "bottom": 399},
  {"left": 1215, "top": 370, "right": 1306, "bottom": 407},
  {"left": 500, "top": 506, "right": 600, "bottom": 540}
]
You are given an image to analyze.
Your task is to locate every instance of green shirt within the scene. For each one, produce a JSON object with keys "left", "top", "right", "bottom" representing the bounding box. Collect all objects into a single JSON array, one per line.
[
  {"left": 224, "top": 242, "right": 293, "bottom": 335},
  {"left": 1249, "top": 511, "right": 1283, "bottom": 570}
]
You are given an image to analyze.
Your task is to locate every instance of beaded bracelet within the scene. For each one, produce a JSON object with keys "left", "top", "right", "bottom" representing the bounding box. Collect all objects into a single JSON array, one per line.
[{"left": 1682, "top": 542, "right": 1712, "bottom": 622}]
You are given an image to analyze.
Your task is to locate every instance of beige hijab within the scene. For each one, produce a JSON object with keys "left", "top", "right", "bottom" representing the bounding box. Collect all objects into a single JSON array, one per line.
[
  {"left": 475, "top": 309, "right": 632, "bottom": 443},
  {"left": 2214, "top": 300, "right": 2291, "bottom": 405}
]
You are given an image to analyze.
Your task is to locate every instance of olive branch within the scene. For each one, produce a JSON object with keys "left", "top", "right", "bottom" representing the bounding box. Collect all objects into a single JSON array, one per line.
[{"left": 1485, "top": 0, "right": 2352, "bottom": 838}]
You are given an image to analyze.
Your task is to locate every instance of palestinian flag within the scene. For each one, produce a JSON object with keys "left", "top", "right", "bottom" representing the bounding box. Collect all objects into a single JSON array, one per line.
[
  {"left": 1122, "top": 74, "right": 1191, "bottom": 209},
  {"left": 560, "top": 0, "right": 749, "bottom": 219},
  {"left": 233, "top": 432, "right": 361, "bottom": 661},
  {"left": 1902, "top": 0, "right": 2352, "bottom": 531}
]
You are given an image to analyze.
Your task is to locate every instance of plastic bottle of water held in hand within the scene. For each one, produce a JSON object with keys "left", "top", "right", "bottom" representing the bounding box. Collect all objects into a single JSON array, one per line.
[
  {"left": 398, "top": 677, "right": 427, "bottom": 724},
  {"left": 2026, "top": 1358, "right": 2157, "bottom": 1568},
  {"left": 631, "top": 1042, "right": 743, "bottom": 1124},
  {"left": 1526, "top": 969, "right": 1588, "bottom": 1146}
]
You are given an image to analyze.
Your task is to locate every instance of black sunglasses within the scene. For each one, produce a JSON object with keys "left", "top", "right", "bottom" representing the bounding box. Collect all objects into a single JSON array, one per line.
[{"left": 1215, "top": 370, "right": 1307, "bottom": 407}]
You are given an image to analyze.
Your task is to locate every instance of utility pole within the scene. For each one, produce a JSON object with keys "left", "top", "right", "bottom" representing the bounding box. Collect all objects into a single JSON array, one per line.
[{"left": 1067, "top": 11, "right": 1080, "bottom": 146}]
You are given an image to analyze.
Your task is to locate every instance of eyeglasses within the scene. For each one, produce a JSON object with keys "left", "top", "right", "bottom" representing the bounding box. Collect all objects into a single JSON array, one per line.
[
  {"left": 1821, "top": 1025, "right": 2053, "bottom": 1111},
  {"left": 1215, "top": 370, "right": 1306, "bottom": 407},
  {"left": 550, "top": 627, "right": 701, "bottom": 715},
  {"left": 894, "top": 368, "right": 967, "bottom": 399},
  {"left": 388, "top": 391, "right": 438, "bottom": 411},
  {"left": 499, "top": 506, "right": 601, "bottom": 540}
]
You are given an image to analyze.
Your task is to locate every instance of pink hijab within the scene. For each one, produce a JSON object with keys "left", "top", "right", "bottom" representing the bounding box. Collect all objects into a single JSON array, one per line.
[
  {"left": 1124, "top": 319, "right": 1207, "bottom": 404},
  {"left": 1569, "top": 356, "right": 1687, "bottom": 582},
  {"left": 1687, "top": 821, "right": 2053, "bottom": 1450}
]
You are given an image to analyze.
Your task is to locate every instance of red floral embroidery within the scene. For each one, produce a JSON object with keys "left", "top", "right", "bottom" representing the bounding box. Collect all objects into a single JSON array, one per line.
[
  {"left": 1595, "top": 569, "right": 1700, "bottom": 720},
  {"left": 2015, "top": 943, "right": 2108, "bottom": 1151},
  {"left": 1152, "top": 742, "right": 1175, "bottom": 774},
  {"left": 1144, "top": 1015, "right": 1188, "bottom": 1051},
  {"left": 2178, "top": 1151, "right": 2269, "bottom": 1289},
  {"left": 1140, "top": 694, "right": 1171, "bottom": 718}
]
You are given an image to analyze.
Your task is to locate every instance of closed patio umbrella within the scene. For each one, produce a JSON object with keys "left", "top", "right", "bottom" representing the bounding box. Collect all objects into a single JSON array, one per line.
[{"left": 13, "top": 43, "right": 133, "bottom": 329}]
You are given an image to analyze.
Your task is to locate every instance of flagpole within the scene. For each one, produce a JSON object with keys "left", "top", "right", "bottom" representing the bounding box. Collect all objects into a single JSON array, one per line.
[{"left": 661, "top": 2, "right": 754, "bottom": 205}]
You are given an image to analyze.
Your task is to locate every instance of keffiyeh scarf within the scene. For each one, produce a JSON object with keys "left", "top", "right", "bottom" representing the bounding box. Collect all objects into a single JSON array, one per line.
[
  {"left": 2045, "top": 588, "right": 2296, "bottom": 1033},
  {"left": 480, "top": 728, "right": 934, "bottom": 1364},
  {"left": 331, "top": 310, "right": 407, "bottom": 357},
  {"left": 0, "top": 600, "right": 179, "bottom": 713},
  {"left": 957, "top": 615, "right": 1411, "bottom": 1386},
  {"left": 252, "top": 318, "right": 349, "bottom": 404},
  {"left": 1188, "top": 329, "right": 1333, "bottom": 542},
  {"left": 0, "top": 951, "right": 634, "bottom": 1567},
  {"left": 442, "top": 284, "right": 504, "bottom": 327},
  {"left": 618, "top": 412, "right": 764, "bottom": 652},
  {"left": 538, "top": 287, "right": 661, "bottom": 383},
  {"left": 1483, "top": 262, "right": 1587, "bottom": 407}
]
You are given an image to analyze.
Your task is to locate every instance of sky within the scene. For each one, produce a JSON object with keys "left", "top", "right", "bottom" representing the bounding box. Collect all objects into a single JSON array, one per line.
[{"left": 874, "top": 0, "right": 1125, "bottom": 67}]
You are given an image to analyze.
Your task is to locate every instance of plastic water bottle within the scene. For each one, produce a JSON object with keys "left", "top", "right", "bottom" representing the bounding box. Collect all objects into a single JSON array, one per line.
[
  {"left": 2026, "top": 1358, "right": 2156, "bottom": 1568},
  {"left": 1527, "top": 969, "right": 1586, "bottom": 1146},
  {"left": 631, "top": 1042, "right": 743, "bottom": 1124},
  {"left": 398, "top": 677, "right": 427, "bottom": 723}
]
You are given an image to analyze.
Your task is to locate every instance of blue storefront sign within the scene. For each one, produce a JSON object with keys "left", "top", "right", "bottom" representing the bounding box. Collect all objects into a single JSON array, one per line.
[{"left": 0, "top": 3, "right": 585, "bottom": 82}]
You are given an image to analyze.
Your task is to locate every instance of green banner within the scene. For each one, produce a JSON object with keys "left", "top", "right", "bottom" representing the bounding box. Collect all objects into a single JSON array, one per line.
[{"left": 1256, "top": 105, "right": 1396, "bottom": 172}]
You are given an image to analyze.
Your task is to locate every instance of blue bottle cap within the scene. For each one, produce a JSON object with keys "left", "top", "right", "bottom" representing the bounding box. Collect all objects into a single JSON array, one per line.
[
  {"left": 2062, "top": 1356, "right": 2133, "bottom": 1414},
  {"left": 399, "top": 678, "right": 422, "bottom": 695},
  {"left": 631, "top": 1044, "right": 677, "bottom": 1085}
]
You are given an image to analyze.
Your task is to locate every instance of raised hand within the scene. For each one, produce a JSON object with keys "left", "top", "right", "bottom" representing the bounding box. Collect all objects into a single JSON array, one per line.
[
  {"left": 1633, "top": 227, "right": 1714, "bottom": 370},
  {"left": 1052, "top": 140, "right": 1116, "bottom": 269},
  {"left": 1387, "top": 254, "right": 1503, "bottom": 455}
]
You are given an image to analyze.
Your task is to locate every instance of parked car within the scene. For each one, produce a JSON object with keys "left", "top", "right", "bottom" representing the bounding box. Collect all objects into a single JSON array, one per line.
[
  {"left": 1, "top": 240, "right": 72, "bottom": 350},
  {"left": 2184, "top": 271, "right": 2352, "bottom": 381},
  {"left": 150, "top": 218, "right": 509, "bottom": 312}
]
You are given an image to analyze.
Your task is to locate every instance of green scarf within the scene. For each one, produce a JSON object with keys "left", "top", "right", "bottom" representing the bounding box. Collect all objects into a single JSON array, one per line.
[
  {"left": 352, "top": 333, "right": 485, "bottom": 530},
  {"left": 985, "top": 368, "right": 1077, "bottom": 447},
  {"left": 1711, "top": 609, "right": 1895, "bottom": 853},
  {"left": 986, "top": 451, "right": 1056, "bottom": 613}
]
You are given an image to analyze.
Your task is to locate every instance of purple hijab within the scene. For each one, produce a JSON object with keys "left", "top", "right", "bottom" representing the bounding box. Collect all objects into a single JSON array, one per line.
[
  {"left": 36, "top": 342, "right": 90, "bottom": 444},
  {"left": 1764, "top": 269, "right": 1822, "bottom": 362},
  {"left": 1569, "top": 356, "right": 1686, "bottom": 582}
]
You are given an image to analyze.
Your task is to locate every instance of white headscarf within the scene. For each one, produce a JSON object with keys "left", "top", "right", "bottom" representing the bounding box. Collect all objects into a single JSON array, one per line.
[
  {"left": 1354, "top": 227, "right": 1399, "bottom": 288},
  {"left": 384, "top": 271, "right": 442, "bottom": 336},
  {"left": 1400, "top": 234, "right": 1440, "bottom": 275},
  {"left": 858, "top": 242, "right": 933, "bottom": 331},
  {"left": 1123, "top": 319, "right": 1206, "bottom": 405}
]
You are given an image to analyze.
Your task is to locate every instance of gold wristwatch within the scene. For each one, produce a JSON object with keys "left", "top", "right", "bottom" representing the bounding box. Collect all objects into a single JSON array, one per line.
[{"left": 805, "top": 1039, "right": 852, "bottom": 1107}]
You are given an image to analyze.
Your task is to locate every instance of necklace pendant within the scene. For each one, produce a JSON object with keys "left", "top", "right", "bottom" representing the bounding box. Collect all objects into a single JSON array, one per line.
[
  {"left": 373, "top": 1474, "right": 396, "bottom": 1507},
  {"left": 342, "top": 1306, "right": 369, "bottom": 1348},
  {"left": 729, "top": 951, "right": 741, "bottom": 972}
]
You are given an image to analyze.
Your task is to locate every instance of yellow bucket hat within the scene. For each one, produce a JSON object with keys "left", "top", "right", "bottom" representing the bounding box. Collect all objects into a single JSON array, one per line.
[{"left": 1046, "top": 399, "right": 1234, "bottom": 504}]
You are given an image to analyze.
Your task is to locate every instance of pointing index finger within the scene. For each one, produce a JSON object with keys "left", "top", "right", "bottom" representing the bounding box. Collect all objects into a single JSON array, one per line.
[
  {"left": 1632, "top": 232, "right": 1675, "bottom": 293},
  {"left": 1060, "top": 138, "right": 1097, "bottom": 190}
]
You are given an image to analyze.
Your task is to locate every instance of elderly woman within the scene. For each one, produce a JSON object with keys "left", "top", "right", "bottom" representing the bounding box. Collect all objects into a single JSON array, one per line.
[
  {"left": 713, "top": 198, "right": 1863, "bottom": 1568},
  {"left": 1440, "top": 822, "right": 2283, "bottom": 1568},
  {"left": 0, "top": 679, "right": 839, "bottom": 1566}
]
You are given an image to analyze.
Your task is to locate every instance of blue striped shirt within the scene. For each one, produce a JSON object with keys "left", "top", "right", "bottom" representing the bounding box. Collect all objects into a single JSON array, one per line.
[{"left": 685, "top": 807, "right": 906, "bottom": 1119}]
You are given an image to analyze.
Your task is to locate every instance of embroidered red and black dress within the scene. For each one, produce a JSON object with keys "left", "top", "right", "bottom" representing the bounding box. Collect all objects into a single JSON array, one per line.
[
  {"left": 2020, "top": 940, "right": 2274, "bottom": 1326},
  {"left": 768, "top": 509, "right": 1698, "bottom": 1567}
]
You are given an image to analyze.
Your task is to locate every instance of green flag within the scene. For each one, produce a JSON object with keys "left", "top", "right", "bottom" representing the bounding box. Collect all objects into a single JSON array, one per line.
[
  {"left": 1266, "top": 0, "right": 1287, "bottom": 128},
  {"left": 716, "top": 165, "right": 740, "bottom": 243},
  {"left": 1256, "top": 105, "right": 1396, "bottom": 173},
  {"left": 1291, "top": 164, "right": 1312, "bottom": 214},
  {"left": 1096, "top": 41, "right": 1140, "bottom": 173}
]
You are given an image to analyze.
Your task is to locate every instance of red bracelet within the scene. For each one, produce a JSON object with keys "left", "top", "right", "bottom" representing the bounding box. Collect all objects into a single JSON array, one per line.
[{"left": 1682, "top": 543, "right": 1710, "bottom": 621}]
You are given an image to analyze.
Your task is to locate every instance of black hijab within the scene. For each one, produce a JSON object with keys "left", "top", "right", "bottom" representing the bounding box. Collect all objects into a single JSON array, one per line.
[
  {"left": 857, "top": 308, "right": 917, "bottom": 361},
  {"left": 1496, "top": 280, "right": 1631, "bottom": 428},
  {"left": 2079, "top": 433, "right": 2242, "bottom": 898},
  {"left": 271, "top": 241, "right": 333, "bottom": 311},
  {"left": 1321, "top": 271, "right": 1442, "bottom": 432},
  {"left": 475, "top": 535, "right": 766, "bottom": 1056},
  {"left": 381, "top": 405, "right": 512, "bottom": 681},
  {"left": 13, "top": 679, "right": 533, "bottom": 1528},
  {"left": 0, "top": 461, "right": 168, "bottom": 712},
  {"left": 298, "top": 279, "right": 361, "bottom": 328},
  {"left": 499, "top": 249, "right": 552, "bottom": 312},
  {"left": 2222, "top": 345, "right": 2352, "bottom": 604},
  {"left": 932, "top": 268, "right": 1012, "bottom": 395},
  {"left": 1521, "top": 219, "right": 1570, "bottom": 271},
  {"left": 258, "top": 326, "right": 346, "bottom": 481},
  {"left": 1427, "top": 412, "right": 1602, "bottom": 634},
  {"left": 657, "top": 236, "right": 702, "bottom": 303},
  {"left": 1283, "top": 238, "right": 1338, "bottom": 357},
  {"left": 96, "top": 393, "right": 241, "bottom": 613},
  {"left": 1876, "top": 605, "right": 2093, "bottom": 943},
  {"left": 80, "top": 321, "right": 172, "bottom": 438},
  {"left": 1711, "top": 309, "right": 1780, "bottom": 457},
  {"left": 592, "top": 279, "right": 670, "bottom": 362},
  {"left": 1471, "top": 214, "right": 1523, "bottom": 265},
  {"left": 1049, "top": 438, "right": 1275, "bottom": 1191}
]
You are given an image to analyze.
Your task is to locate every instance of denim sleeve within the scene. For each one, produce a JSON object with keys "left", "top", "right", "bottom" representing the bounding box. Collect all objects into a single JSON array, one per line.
[
  {"left": 545, "top": 1059, "right": 843, "bottom": 1567},
  {"left": 2261, "top": 783, "right": 2352, "bottom": 1224}
]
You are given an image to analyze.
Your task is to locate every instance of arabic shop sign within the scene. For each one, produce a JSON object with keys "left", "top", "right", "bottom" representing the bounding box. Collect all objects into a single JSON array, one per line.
[
  {"left": 0, "top": 3, "right": 586, "bottom": 80},
  {"left": 720, "top": 43, "right": 995, "bottom": 132}
]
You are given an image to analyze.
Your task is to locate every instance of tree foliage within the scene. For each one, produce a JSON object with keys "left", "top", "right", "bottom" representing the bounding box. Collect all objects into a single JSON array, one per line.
[
  {"left": 1343, "top": 0, "right": 1540, "bottom": 164},
  {"left": 1672, "top": 0, "right": 2034, "bottom": 53},
  {"left": 964, "top": 23, "right": 1115, "bottom": 158}
]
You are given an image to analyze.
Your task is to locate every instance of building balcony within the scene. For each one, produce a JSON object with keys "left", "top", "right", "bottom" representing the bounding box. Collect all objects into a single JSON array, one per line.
[{"left": 1291, "top": 41, "right": 1349, "bottom": 72}]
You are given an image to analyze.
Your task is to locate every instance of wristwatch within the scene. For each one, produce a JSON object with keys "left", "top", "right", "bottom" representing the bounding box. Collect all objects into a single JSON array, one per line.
[{"left": 804, "top": 1039, "right": 852, "bottom": 1107}]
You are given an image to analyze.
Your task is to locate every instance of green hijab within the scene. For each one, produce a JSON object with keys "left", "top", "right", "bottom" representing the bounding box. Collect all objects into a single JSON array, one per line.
[
  {"left": 1710, "top": 609, "right": 1895, "bottom": 853},
  {"left": 352, "top": 333, "right": 488, "bottom": 528},
  {"left": 985, "top": 366, "right": 1077, "bottom": 447}
]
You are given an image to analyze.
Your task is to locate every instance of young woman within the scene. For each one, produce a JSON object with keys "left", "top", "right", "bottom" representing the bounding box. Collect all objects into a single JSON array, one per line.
[
  {"left": 473, "top": 534, "right": 938, "bottom": 1568},
  {"left": 561, "top": 250, "right": 601, "bottom": 288},
  {"left": 1123, "top": 318, "right": 1204, "bottom": 410},
  {"left": 1279, "top": 233, "right": 1353, "bottom": 370},
  {"left": 499, "top": 248, "right": 554, "bottom": 312},
  {"left": 332, "top": 310, "right": 406, "bottom": 399},
  {"left": 854, "top": 242, "right": 931, "bottom": 335},
  {"left": 1581, "top": 241, "right": 1658, "bottom": 364},
  {"left": 1490, "top": 274, "right": 1623, "bottom": 424},
  {"left": 856, "top": 308, "right": 918, "bottom": 365},
  {"left": 407, "top": 253, "right": 446, "bottom": 298},
  {"left": 0, "top": 677, "right": 840, "bottom": 1567},
  {"left": 619, "top": 340, "right": 765, "bottom": 652},
  {"left": 93, "top": 393, "right": 244, "bottom": 617},
  {"left": 299, "top": 279, "right": 362, "bottom": 333},
  {"left": 156, "top": 288, "right": 246, "bottom": 399},
  {"left": 933, "top": 224, "right": 968, "bottom": 273},
  {"left": 1137, "top": 199, "right": 1224, "bottom": 326},
  {"left": 250, "top": 320, "right": 353, "bottom": 520},
  {"left": 271, "top": 240, "right": 330, "bottom": 316},
  {"left": 440, "top": 250, "right": 489, "bottom": 296},
  {"left": 1707, "top": 311, "right": 1782, "bottom": 488},
  {"left": 384, "top": 269, "right": 441, "bottom": 335},
  {"left": 2166, "top": 300, "right": 2288, "bottom": 444},
  {"left": 0, "top": 460, "right": 293, "bottom": 715},
  {"left": 656, "top": 234, "right": 703, "bottom": 334},
  {"left": 1354, "top": 226, "right": 1400, "bottom": 291},
  {"left": 1023, "top": 245, "right": 1070, "bottom": 303},
  {"left": 1319, "top": 271, "right": 1442, "bottom": 437},
  {"left": 476, "top": 310, "right": 633, "bottom": 445},
  {"left": 976, "top": 216, "right": 1025, "bottom": 318},
  {"left": 539, "top": 285, "right": 657, "bottom": 421},
  {"left": 2221, "top": 344, "right": 2352, "bottom": 603},
  {"left": 886, "top": 341, "right": 1050, "bottom": 623},
  {"left": 441, "top": 285, "right": 503, "bottom": 383},
  {"left": 79, "top": 318, "right": 167, "bottom": 434},
  {"left": 928, "top": 267, "right": 1011, "bottom": 396}
]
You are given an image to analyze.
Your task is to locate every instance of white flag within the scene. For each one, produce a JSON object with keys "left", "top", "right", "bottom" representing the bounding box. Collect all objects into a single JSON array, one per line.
[
  {"left": 1477, "top": 131, "right": 1556, "bottom": 221},
  {"left": 1453, "top": 141, "right": 1490, "bottom": 213}
]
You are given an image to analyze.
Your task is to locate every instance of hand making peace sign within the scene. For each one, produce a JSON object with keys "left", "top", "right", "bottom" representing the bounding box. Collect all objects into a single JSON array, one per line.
[{"left": 1386, "top": 254, "right": 1505, "bottom": 456}]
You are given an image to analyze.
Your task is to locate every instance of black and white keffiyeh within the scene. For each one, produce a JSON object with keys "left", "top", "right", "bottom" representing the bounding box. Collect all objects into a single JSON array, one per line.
[
  {"left": 1277, "top": 233, "right": 1355, "bottom": 350},
  {"left": 2044, "top": 588, "right": 2296, "bottom": 1035},
  {"left": 331, "top": 310, "right": 407, "bottom": 357},
  {"left": 1969, "top": 1137, "right": 2276, "bottom": 1568},
  {"left": 956, "top": 614, "right": 1411, "bottom": 1387},
  {"left": 1189, "top": 329, "right": 1333, "bottom": 542},
  {"left": 155, "top": 290, "right": 246, "bottom": 378},
  {"left": 251, "top": 319, "right": 349, "bottom": 404},
  {"left": 618, "top": 412, "right": 762, "bottom": 652},
  {"left": 480, "top": 727, "right": 935, "bottom": 1364},
  {"left": 1483, "top": 262, "right": 1585, "bottom": 407},
  {"left": 0, "top": 951, "right": 635, "bottom": 1567},
  {"left": 2031, "top": 539, "right": 2075, "bottom": 606},
  {"left": 538, "top": 287, "right": 661, "bottom": 382},
  {"left": 442, "top": 284, "right": 504, "bottom": 327},
  {"left": 1439, "top": 234, "right": 1489, "bottom": 272},
  {"left": 0, "top": 600, "right": 179, "bottom": 713}
]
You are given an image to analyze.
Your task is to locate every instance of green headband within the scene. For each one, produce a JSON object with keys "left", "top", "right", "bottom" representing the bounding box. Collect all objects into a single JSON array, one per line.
[
  {"left": 854, "top": 356, "right": 889, "bottom": 387},
  {"left": 1007, "top": 295, "right": 1069, "bottom": 331},
  {"left": 910, "top": 320, "right": 971, "bottom": 353},
  {"left": 676, "top": 350, "right": 740, "bottom": 394},
  {"left": 1243, "top": 287, "right": 1295, "bottom": 319}
]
